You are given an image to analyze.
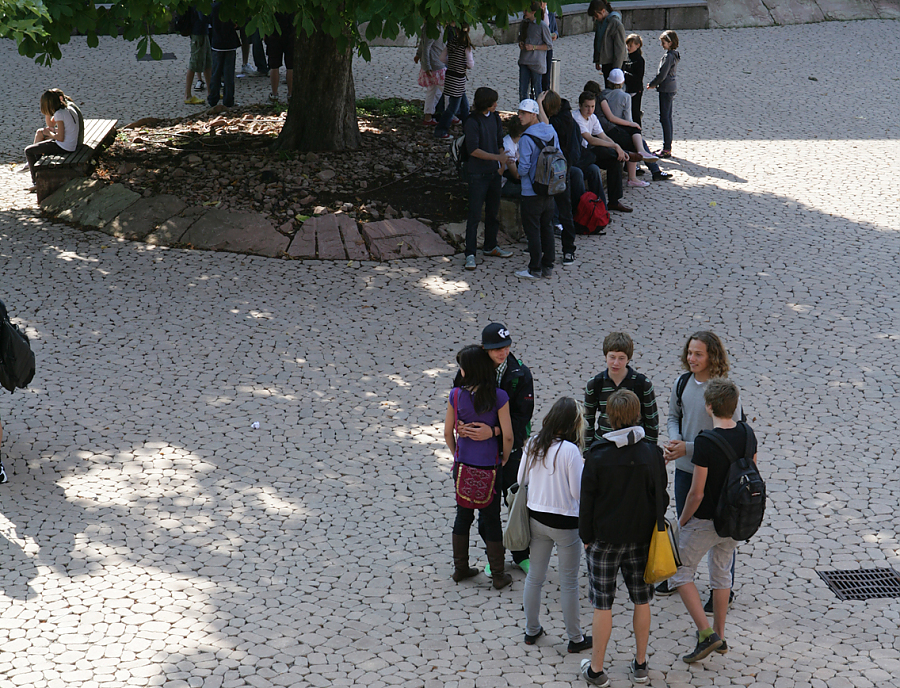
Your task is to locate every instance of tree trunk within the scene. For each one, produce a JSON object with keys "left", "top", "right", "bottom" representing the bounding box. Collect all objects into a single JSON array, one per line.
[{"left": 274, "top": 23, "right": 359, "bottom": 152}]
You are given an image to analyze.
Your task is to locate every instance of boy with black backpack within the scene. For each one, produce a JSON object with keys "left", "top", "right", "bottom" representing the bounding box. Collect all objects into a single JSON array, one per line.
[
  {"left": 669, "top": 378, "right": 762, "bottom": 664},
  {"left": 514, "top": 98, "right": 566, "bottom": 279}
]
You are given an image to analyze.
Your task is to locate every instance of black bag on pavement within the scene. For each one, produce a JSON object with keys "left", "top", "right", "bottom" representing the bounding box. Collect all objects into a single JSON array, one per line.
[
  {"left": 700, "top": 424, "right": 765, "bottom": 541},
  {"left": 0, "top": 300, "right": 36, "bottom": 393}
]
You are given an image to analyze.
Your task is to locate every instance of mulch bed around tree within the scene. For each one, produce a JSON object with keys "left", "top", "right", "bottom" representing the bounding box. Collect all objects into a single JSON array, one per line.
[{"left": 93, "top": 101, "right": 475, "bottom": 236}]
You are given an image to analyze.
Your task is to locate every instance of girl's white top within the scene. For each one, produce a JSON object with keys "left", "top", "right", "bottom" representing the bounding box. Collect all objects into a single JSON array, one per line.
[{"left": 518, "top": 439, "right": 583, "bottom": 517}]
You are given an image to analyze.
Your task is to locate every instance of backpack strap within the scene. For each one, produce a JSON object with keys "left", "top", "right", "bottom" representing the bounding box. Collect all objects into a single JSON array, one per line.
[
  {"left": 698, "top": 428, "right": 739, "bottom": 465},
  {"left": 525, "top": 133, "right": 549, "bottom": 149},
  {"left": 675, "top": 371, "right": 691, "bottom": 434}
]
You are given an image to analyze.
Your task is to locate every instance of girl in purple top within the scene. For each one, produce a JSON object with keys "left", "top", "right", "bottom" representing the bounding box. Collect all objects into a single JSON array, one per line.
[{"left": 444, "top": 345, "right": 513, "bottom": 588}]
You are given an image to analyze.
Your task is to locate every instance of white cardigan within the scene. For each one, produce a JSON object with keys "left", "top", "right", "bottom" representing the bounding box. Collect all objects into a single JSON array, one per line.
[{"left": 517, "top": 439, "right": 584, "bottom": 517}]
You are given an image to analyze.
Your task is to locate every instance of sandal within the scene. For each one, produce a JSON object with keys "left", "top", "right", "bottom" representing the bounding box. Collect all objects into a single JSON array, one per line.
[{"left": 655, "top": 149, "right": 672, "bottom": 159}]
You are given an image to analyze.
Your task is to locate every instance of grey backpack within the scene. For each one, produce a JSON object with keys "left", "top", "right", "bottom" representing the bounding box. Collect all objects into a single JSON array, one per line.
[{"left": 525, "top": 133, "right": 567, "bottom": 196}]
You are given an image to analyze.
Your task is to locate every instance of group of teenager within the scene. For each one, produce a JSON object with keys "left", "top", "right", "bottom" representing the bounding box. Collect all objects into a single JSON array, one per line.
[
  {"left": 444, "top": 325, "right": 758, "bottom": 684},
  {"left": 181, "top": 3, "right": 296, "bottom": 108},
  {"left": 416, "top": 1, "right": 681, "bottom": 277}
]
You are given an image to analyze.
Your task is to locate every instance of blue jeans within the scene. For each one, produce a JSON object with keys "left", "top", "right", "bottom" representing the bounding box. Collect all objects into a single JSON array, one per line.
[
  {"left": 658, "top": 91, "right": 675, "bottom": 151},
  {"left": 209, "top": 49, "right": 236, "bottom": 107},
  {"left": 524, "top": 520, "right": 584, "bottom": 641},
  {"left": 434, "top": 93, "right": 469, "bottom": 138},
  {"left": 641, "top": 138, "right": 661, "bottom": 175},
  {"left": 518, "top": 65, "right": 542, "bottom": 102},
  {"left": 570, "top": 162, "right": 606, "bottom": 206},
  {"left": 675, "top": 468, "right": 735, "bottom": 586},
  {"left": 465, "top": 171, "right": 502, "bottom": 257}
]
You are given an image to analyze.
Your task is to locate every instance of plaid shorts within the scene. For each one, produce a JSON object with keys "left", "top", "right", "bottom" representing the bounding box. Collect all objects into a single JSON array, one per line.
[
  {"left": 189, "top": 34, "right": 212, "bottom": 72},
  {"left": 585, "top": 541, "right": 653, "bottom": 610}
]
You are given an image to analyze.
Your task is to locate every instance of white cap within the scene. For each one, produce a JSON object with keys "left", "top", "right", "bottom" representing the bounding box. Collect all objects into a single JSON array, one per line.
[
  {"left": 608, "top": 68, "right": 625, "bottom": 84},
  {"left": 517, "top": 98, "right": 540, "bottom": 114}
]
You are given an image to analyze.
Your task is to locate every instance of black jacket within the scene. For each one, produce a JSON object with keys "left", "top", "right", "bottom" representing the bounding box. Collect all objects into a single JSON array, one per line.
[
  {"left": 453, "top": 353, "right": 534, "bottom": 451},
  {"left": 579, "top": 433, "right": 667, "bottom": 545},
  {"left": 623, "top": 49, "right": 644, "bottom": 93},
  {"left": 548, "top": 98, "right": 583, "bottom": 167}
]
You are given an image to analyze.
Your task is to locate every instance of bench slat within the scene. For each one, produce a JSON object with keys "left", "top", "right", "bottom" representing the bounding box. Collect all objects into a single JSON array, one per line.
[{"left": 34, "top": 118, "right": 117, "bottom": 169}]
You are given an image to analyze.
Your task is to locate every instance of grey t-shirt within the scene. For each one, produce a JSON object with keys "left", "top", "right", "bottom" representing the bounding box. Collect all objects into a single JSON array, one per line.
[
  {"left": 517, "top": 20, "right": 552, "bottom": 73},
  {"left": 666, "top": 375, "right": 742, "bottom": 474}
]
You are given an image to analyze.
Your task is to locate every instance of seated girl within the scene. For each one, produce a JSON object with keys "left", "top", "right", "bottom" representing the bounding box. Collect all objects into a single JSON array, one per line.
[{"left": 24, "top": 89, "right": 80, "bottom": 187}]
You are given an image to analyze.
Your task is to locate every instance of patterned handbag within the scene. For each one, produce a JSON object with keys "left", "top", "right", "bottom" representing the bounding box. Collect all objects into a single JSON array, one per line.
[{"left": 451, "top": 388, "right": 499, "bottom": 509}]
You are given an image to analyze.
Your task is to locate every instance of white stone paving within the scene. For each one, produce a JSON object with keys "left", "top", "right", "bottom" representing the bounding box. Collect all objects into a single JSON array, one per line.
[{"left": 1, "top": 18, "right": 899, "bottom": 688}]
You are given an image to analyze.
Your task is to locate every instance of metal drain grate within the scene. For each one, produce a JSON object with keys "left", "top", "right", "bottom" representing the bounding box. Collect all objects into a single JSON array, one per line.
[{"left": 817, "top": 568, "right": 900, "bottom": 601}]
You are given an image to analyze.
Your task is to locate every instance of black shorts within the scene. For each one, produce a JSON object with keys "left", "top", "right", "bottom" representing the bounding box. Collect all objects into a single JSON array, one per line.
[
  {"left": 604, "top": 124, "right": 640, "bottom": 152},
  {"left": 265, "top": 16, "right": 295, "bottom": 70},
  {"left": 585, "top": 540, "right": 653, "bottom": 609}
]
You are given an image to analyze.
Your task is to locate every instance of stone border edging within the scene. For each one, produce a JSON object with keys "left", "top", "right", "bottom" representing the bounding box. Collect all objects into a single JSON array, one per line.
[{"left": 38, "top": 177, "right": 460, "bottom": 261}]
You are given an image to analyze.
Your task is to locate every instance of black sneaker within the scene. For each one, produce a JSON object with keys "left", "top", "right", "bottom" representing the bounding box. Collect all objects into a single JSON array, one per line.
[
  {"left": 0, "top": 461, "right": 7, "bottom": 484},
  {"left": 716, "top": 640, "right": 728, "bottom": 654},
  {"left": 567, "top": 635, "right": 592, "bottom": 653},
  {"left": 682, "top": 632, "right": 723, "bottom": 663},
  {"left": 655, "top": 580, "right": 676, "bottom": 596},
  {"left": 541, "top": 267, "right": 553, "bottom": 278},
  {"left": 524, "top": 627, "right": 544, "bottom": 645},
  {"left": 703, "top": 590, "right": 735, "bottom": 613},
  {"left": 562, "top": 253, "right": 576, "bottom": 266}
]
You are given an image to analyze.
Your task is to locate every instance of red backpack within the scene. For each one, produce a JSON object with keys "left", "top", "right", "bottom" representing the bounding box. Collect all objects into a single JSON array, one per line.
[{"left": 574, "top": 192, "right": 610, "bottom": 235}]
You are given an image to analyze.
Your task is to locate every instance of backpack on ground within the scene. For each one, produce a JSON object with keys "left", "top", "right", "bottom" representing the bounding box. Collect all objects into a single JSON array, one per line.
[
  {"left": 172, "top": 12, "right": 193, "bottom": 37},
  {"left": 573, "top": 192, "right": 609, "bottom": 234},
  {"left": 699, "top": 424, "right": 765, "bottom": 541},
  {"left": 0, "top": 300, "right": 36, "bottom": 393},
  {"left": 525, "top": 134, "right": 567, "bottom": 196},
  {"left": 449, "top": 135, "right": 469, "bottom": 181}
]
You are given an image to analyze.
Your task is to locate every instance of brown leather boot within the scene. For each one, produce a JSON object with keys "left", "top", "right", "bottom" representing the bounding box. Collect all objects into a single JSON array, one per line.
[
  {"left": 452, "top": 534, "right": 479, "bottom": 582},
  {"left": 485, "top": 541, "right": 512, "bottom": 589}
]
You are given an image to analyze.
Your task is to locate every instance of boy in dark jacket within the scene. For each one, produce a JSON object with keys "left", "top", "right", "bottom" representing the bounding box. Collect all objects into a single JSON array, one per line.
[
  {"left": 580, "top": 389, "right": 667, "bottom": 686},
  {"left": 453, "top": 323, "right": 534, "bottom": 573},
  {"left": 207, "top": 1, "right": 241, "bottom": 108}
]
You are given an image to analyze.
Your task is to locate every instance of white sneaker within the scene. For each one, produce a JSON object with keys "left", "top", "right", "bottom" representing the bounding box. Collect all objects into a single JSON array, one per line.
[
  {"left": 16, "top": 162, "right": 30, "bottom": 173},
  {"left": 465, "top": 255, "right": 476, "bottom": 270},
  {"left": 241, "top": 63, "right": 255, "bottom": 75},
  {"left": 515, "top": 269, "right": 540, "bottom": 279},
  {"left": 194, "top": 79, "right": 204, "bottom": 91}
]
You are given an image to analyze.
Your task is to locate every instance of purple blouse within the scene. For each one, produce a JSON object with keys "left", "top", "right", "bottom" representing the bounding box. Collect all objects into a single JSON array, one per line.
[{"left": 451, "top": 387, "right": 509, "bottom": 467}]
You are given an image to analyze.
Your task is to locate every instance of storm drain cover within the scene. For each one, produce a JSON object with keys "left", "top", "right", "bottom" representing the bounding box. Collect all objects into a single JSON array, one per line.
[{"left": 817, "top": 568, "right": 900, "bottom": 601}]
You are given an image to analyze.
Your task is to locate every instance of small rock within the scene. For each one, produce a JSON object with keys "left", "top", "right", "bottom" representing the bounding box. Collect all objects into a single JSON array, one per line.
[
  {"left": 305, "top": 152, "right": 319, "bottom": 163},
  {"left": 299, "top": 196, "right": 314, "bottom": 205},
  {"left": 187, "top": 155, "right": 202, "bottom": 165},
  {"left": 317, "top": 169, "right": 336, "bottom": 181},
  {"left": 132, "top": 137, "right": 145, "bottom": 144},
  {"left": 341, "top": 202, "right": 354, "bottom": 212},
  {"left": 142, "top": 189, "right": 153, "bottom": 198},
  {"left": 172, "top": 168, "right": 186, "bottom": 179},
  {"left": 117, "top": 163, "right": 135, "bottom": 175},
  {"left": 369, "top": 208, "right": 380, "bottom": 220},
  {"left": 360, "top": 181, "right": 368, "bottom": 189},
  {"left": 313, "top": 205, "right": 327, "bottom": 215},
  {"left": 385, "top": 205, "right": 397, "bottom": 216}
]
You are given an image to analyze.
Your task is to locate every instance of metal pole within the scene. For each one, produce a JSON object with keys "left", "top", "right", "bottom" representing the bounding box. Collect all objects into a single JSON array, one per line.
[{"left": 549, "top": 58, "right": 561, "bottom": 93}]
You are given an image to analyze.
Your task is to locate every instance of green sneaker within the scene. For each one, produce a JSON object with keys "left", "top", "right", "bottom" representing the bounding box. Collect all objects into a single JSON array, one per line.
[
  {"left": 484, "top": 563, "right": 491, "bottom": 576},
  {"left": 518, "top": 559, "right": 530, "bottom": 574}
]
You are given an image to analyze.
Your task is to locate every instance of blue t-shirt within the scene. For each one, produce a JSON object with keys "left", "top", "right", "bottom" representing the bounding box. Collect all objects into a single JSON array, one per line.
[{"left": 451, "top": 387, "right": 509, "bottom": 467}]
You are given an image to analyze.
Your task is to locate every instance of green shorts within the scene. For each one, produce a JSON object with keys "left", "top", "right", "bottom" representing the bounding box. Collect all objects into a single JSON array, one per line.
[{"left": 189, "top": 35, "right": 212, "bottom": 72}]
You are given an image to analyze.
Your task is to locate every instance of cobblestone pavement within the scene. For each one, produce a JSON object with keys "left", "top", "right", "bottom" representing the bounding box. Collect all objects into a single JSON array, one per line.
[{"left": 1, "top": 19, "right": 900, "bottom": 688}]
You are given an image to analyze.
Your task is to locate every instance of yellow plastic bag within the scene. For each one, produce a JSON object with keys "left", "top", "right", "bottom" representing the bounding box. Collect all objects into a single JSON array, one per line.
[{"left": 644, "top": 521, "right": 678, "bottom": 585}]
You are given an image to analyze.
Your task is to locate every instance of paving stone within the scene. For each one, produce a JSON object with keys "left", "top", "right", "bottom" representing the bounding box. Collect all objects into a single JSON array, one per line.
[
  {"left": 362, "top": 218, "right": 454, "bottom": 260},
  {"left": 146, "top": 206, "right": 209, "bottom": 245},
  {"left": 102, "top": 194, "right": 187, "bottom": 241},
  {"left": 38, "top": 177, "right": 105, "bottom": 215},
  {"left": 64, "top": 182, "right": 141, "bottom": 229},
  {"left": 286, "top": 224, "right": 316, "bottom": 258},
  {"left": 180, "top": 208, "right": 289, "bottom": 257}
]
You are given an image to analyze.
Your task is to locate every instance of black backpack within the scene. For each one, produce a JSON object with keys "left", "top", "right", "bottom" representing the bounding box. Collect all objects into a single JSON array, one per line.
[
  {"left": 699, "top": 424, "right": 765, "bottom": 541},
  {"left": 0, "top": 300, "right": 36, "bottom": 393},
  {"left": 449, "top": 134, "right": 469, "bottom": 180}
]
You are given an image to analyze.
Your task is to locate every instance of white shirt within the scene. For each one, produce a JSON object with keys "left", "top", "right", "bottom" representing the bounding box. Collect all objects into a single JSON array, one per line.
[
  {"left": 53, "top": 107, "right": 78, "bottom": 152},
  {"left": 571, "top": 110, "right": 604, "bottom": 148},
  {"left": 518, "top": 439, "right": 584, "bottom": 517}
]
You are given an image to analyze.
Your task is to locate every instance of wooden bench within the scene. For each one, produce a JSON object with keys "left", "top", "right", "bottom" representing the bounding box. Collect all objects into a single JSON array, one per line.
[{"left": 34, "top": 118, "right": 118, "bottom": 203}]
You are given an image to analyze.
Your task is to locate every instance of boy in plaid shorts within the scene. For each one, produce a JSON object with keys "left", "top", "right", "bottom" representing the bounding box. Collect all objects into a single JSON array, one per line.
[{"left": 579, "top": 390, "right": 667, "bottom": 686}]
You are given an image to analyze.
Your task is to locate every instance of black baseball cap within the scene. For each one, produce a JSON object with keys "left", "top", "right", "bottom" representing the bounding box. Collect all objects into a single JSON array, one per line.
[{"left": 482, "top": 323, "right": 512, "bottom": 349}]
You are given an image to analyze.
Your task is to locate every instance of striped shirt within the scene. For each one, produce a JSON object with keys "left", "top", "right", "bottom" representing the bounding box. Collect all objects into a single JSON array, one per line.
[
  {"left": 443, "top": 41, "right": 468, "bottom": 97},
  {"left": 583, "top": 366, "right": 659, "bottom": 446}
]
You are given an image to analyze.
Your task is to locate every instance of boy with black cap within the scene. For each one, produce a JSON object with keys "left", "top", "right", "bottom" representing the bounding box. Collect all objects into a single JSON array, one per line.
[{"left": 454, "top": 322, "right": 535, "bottom": 573}]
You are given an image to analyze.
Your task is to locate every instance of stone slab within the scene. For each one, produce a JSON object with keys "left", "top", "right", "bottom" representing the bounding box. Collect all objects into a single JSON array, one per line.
[
  {"left": 666, "top": 6, "right": 710, "bottom": 28},
  {"left": 39, "top": 178, "right": 105, "bottom": 215},
  {"left": 103, "top": 194, "right": 187, "bottom": 241},
  {"left": 286, "top": 225, "right": 316, "bottom": 258},
  {"left": 363, "top": 218, "right": 454, "bottom": 260},
  {"left": 146, "top": 206, "right": 209, "bottom": 245},
  {"left": 766, "top": 0, "right": 826, "bottom": 23},
  {"left": 708, "top": 0, "right": 774, "bottom": 27},
  {"left": 181, "top": 208, "right": 289, "bottom": 257},
  {"left": 339, "top": 220, "right": 370, "bottom": 261},
  {"left": 309, "top": 214, "right": 350, "bottom": 260},
  {"left": 66, "top": 183, "right": 140, "bottom": 229}
]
